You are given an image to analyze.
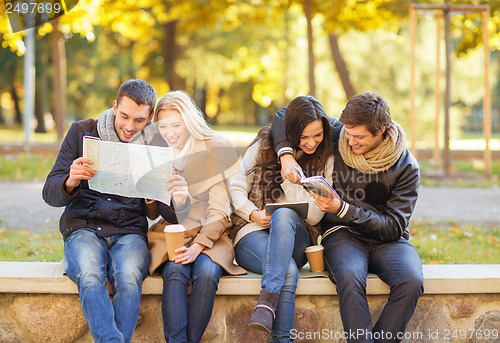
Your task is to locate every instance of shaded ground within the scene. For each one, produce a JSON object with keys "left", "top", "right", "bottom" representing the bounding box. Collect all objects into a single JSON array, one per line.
[
  {"left": 1, "top": 182, "right": 498, "bottom": 234},
  {"left": 413, "top": 186, "right": 500, "bottom": 224},
  {"left": 0, "top": 182, "right": 63, "bottom": 234}
]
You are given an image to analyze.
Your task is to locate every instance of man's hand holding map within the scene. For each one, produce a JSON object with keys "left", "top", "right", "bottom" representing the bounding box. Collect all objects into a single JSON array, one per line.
[{"left": 83, "top": 136, "right": 174, "bottom": 204}]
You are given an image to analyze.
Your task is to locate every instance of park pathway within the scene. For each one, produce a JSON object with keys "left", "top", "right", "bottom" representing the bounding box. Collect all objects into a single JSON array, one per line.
[{"left": 0, "top": 182, "right": 498, "bottom": 234}]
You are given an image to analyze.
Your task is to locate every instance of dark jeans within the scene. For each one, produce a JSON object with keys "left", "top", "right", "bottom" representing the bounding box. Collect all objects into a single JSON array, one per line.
[
  {"left": 234, "top": 208, "right": 310, "bottom": 342},
  {"left": 159, "top": 253, "right": 223, "bottom": 343},
  {"left": 323, "top": 229, "right": 423, "bottom": 343}
]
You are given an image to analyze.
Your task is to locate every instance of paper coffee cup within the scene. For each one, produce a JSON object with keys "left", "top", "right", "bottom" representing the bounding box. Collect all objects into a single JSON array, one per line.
[
  {"left": 305, "top": 245, "right": 325, "bottom": 272},
  {"left": 164, "top": 225, "right": 186, "bottom": 261}
]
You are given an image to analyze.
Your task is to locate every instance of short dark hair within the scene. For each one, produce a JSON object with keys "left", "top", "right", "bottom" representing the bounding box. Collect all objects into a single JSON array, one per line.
[
  {"left": 116, "top": 79, "right": 157, "bottom": 114},
  {"left": 340, "top": 92, "right": 392, "bottom": 136},
  {"left": 285, "top": 95, "right": 333, "bottom": 176}
]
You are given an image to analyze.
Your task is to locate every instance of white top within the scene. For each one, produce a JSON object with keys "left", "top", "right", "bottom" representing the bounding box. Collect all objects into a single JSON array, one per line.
[{"left": 230, "top": 140, "right": 334, "bottom": 246}]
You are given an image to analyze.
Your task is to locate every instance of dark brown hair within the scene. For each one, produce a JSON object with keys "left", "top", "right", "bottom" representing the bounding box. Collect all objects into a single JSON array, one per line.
[
  {"left": 116, "top": 79, "right": 157, "bottom": 115},
  {"left": 340, "top": 92, "right": 392, "bottom": 136},
  {"left": 247, "top": 96, "right": 333, "bottom": 203},
  {"left": 247, "top": 126, "right": 283, "bottom": 203},
  {"left": 284, "top": 96, "right": 333, "bottom": 177}
]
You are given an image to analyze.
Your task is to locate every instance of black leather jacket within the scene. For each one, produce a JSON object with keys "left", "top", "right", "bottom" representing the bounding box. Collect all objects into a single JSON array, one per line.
[
  {"left": 272, "top": 108, "right": 420, "bottom": 243},
  {"left": 42, "top": 119, "right": 149, "bottom": 240}
]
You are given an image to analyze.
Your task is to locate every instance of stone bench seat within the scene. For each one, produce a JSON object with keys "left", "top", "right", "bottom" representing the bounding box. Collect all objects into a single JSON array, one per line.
[
  {"left": 1, "top": 262, "right": 500, "bottom": 343},
  {"left": 1, "top": 261, "right": 499, "bottom": 295}
]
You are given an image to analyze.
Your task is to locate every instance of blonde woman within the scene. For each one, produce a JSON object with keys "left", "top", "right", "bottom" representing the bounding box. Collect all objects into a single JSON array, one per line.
[{"left": 147, "top": 90, "right": 245, "bottom": 343}]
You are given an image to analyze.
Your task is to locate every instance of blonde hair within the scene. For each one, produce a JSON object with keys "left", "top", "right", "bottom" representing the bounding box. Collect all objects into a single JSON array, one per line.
[{"left": 155, "top": 90, "right": 220, "bottom": 157}]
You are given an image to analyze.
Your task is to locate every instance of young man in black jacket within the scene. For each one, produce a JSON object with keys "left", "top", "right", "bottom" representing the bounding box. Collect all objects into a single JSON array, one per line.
[
  {"left": 272, "top": 92, "right": 423, "bottom": 343},
  {"left": 43, "top": 79, "right": 157, "bottom": 343}
]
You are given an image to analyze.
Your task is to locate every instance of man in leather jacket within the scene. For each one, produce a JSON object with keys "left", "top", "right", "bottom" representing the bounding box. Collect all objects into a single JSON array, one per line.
[
  {"left": 43, "top": 79, "right": 157, "bottom": 343},
  {"left": 272, "top": 92, "right": 423, "bottom": 343}
]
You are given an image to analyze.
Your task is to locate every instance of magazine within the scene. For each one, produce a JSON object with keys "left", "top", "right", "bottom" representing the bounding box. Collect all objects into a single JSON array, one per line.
[
  {"left": 291, "top": 165, "right": 338, "bottom": 197},
  {"left": 265, "top": 202, "right": 309, "bottom": 219}
]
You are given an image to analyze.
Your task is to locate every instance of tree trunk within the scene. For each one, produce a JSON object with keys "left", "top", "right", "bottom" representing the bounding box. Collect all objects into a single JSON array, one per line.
[
  {"left": 11, "top": 86, "right": 22, "bottom": 124},
  {"left": 34, "top": 91, "right": 46, "bottom": 133},
  {"left": 303, "top": 0, "right": 315, "bottom": 97},
  {"left": 163, "top": 20, "right": 186, "bottom": 90},
  {"left": 35, "top": 37, "right": 49, "bottom": 133},
  {"left": 208, "top": 87, "right": 222, "bottom": 126},
  {"left": 50, "top": 18, "right": 67, "bottom": 141},
  {"left": 328, "top": 34, "right": 356, "bottom": 100},
  {"left": 193, "top": 84, "right": 208, "bottom": 122}
]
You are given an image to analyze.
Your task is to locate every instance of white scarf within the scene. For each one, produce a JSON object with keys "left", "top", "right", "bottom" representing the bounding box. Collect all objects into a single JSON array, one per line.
[{"left": 97, "top": 108, "right": 155, "bottom": 145}]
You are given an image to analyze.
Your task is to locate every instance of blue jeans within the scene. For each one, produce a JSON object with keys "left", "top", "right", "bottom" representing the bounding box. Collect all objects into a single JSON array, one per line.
[
  {"left": 234, "top": 208, "right": 310, "bottom": 343},
  {"left": 323, "top": 229, "right": 424, "bottom": 343},
  {"left": 63, "top": 229, "right": 149, "bottom": 343},
  {"left": 160, "top": 252, "right": 223, "bottom": 343}
]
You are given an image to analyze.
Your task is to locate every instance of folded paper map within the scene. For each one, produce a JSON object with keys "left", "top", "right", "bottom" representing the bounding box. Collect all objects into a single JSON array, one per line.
[{"left": 83, "top": 136, "right": 173, "bottom": 204}]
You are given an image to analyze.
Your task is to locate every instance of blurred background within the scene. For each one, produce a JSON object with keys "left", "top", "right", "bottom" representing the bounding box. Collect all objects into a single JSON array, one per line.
[
  {"left": 0, "top": 0, "right": 499, "bottom": 263},
  {"left": 1, "top": 0, "right": 499, "bottom": 149}
]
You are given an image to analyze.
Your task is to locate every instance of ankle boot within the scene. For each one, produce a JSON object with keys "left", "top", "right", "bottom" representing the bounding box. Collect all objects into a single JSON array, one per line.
[{"left": 249, "top": 289, "right": 280, "bottom": 333}]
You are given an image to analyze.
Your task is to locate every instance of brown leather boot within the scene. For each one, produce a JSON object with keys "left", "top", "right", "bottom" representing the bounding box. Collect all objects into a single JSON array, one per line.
[{"left": 248, "top": 290, "right": 280, "bottom": 333}]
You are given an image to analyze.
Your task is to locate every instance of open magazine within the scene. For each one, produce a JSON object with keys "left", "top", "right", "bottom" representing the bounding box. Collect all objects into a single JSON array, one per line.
[{"left": 291, "top": 165, "right": 338, "bottom": 197}]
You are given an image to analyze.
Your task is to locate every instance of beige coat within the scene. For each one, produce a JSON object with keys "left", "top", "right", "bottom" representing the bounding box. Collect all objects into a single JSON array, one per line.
[{"left": 147, "top": 136, "right": 246, "bottom": 276}]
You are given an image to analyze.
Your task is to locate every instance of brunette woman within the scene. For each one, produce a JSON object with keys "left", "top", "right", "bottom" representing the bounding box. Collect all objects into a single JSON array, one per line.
[{"left": 230, "top": 96, "right": 334, "bottom": 342}]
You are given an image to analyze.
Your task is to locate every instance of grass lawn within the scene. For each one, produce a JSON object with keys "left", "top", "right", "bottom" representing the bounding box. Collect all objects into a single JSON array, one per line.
[
  {"left": 0, "top": 153, "right": 56, "bottom": 182},
  {"left": 409, "top": 221, "right": 500, "bottom": 264},
  {"left": 0, "top": 228, "right": 63, "bottom": 262},
  {"left": 0, "top": 221, "right": 498, "bottom": 264}
]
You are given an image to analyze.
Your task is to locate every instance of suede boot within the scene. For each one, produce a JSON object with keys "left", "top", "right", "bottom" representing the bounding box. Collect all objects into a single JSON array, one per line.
[{"left": 248, "top": 289, "right": 280, "bottom": 333}]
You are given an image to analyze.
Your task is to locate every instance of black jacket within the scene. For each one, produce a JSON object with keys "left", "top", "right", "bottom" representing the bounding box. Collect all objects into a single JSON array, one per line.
[
  {"left": 42, "top": 119, "right": 149, "bottom": 240},
  {"left": 272, "top": 108, "right": 419, "bottom": 243}
]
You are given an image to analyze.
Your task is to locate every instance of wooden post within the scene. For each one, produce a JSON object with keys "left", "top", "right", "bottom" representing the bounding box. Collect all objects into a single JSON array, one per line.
[
  {"left": 409, "top": 5, "right": 417, "bottom": 158},
  {"left": 411, "top": 3, "right": 490, "bottom": 177},
  {"left": 483, "top": 8, "right": 491, "bottom": 179},
  {"left": 443, "top": 1, "right": 452, "bottom": 176},
  {"left": 434, "top": 14, "right": 442, "bottom": 168}
]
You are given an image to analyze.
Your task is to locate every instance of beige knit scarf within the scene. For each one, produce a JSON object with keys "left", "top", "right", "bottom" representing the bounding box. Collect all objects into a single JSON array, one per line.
[{"left": 339, "top": 121, "right": 406, "bottom": 174}]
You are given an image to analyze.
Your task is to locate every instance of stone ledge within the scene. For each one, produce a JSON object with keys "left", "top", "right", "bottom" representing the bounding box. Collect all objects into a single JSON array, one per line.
[{"left": 1, "top": 261, "right": 499, "bottom": 295}]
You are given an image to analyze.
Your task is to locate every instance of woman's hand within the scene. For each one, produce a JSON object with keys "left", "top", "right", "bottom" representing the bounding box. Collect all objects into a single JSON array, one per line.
[
  {"left": 172, "top": 243, "right": 204, "bottom": 265},
  {"left": 166, "top": 175, "right": 189, "bottom": 208},
  {"left": 249, "top": 209, "right": 271, "bottom": 228},
  {"left": 280, "top": 154, "right": 303, "bottom": 184}
]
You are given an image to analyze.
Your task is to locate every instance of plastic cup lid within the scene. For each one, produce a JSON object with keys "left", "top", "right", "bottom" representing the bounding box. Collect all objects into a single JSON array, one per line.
[
  {"left": 164, "top": 225, "right": 186, "bottom": 233},
  {"left": 305, "top": 245, "right": 324, "bottom": 253}
]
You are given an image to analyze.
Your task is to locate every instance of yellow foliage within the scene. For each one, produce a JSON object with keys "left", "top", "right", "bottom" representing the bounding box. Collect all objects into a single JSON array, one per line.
[{"left": 429, "top": 260, "right": 443, "bottom": 265}]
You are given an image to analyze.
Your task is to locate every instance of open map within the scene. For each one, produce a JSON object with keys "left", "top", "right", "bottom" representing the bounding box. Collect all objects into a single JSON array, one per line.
[{"left": 83, "top": 136, "right": 173, "bottom": 204}]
